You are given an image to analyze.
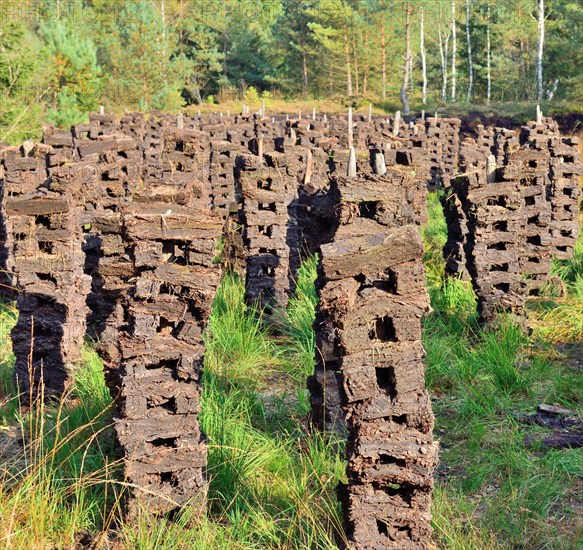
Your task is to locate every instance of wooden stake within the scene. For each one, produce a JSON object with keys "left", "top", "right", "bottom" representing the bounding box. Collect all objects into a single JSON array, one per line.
[
  {"left": 373, "top": 150, "right": 387, "bottom": 176},
  {"left": 304, "top": 148, "right": 313, "bottom": 186},
  {"left": 347, "top": 146, "right": 357, "bottom": 178},
  {"left": 368, "top": 103, "right": 372, "bottom": 122},
  {"left": 312, "top": 106, "right": 316, "bottom": 120},
  {"left": 536, "top": 104, "right": 543, "bottom": 124},
  {"left": 348, "top": 107, "right": 354, "bottom": 148},
  {"left": 99, "top": 105, "right": 105, "bottom": 115},
  {"left": 487, "top": 154, "right": 497, "bottom": 183},
  {"left": 393, "top": 110, "right": 401, "bottom": 136},
  {"left": 177, "top": 112, "right": 184, "bottom": 129},
  {"left": 258, "top": 134, "right": 264, "bottom": 159}
]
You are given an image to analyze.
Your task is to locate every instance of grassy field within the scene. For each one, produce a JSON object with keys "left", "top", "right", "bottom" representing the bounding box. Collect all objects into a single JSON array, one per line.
[{"left": 0, "top": 193, "right": 581, "bottom": 549}]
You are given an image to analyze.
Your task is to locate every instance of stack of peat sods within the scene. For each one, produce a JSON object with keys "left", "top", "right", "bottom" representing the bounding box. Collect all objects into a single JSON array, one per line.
[
  {"left": 236, "top": 151, "right": 299, "bottom": 309},
  {"left": 113, "top": 130, "right": 223, "bottom": 516},
  {"left": 7, "top": 149, "right": 91, "bottom": 398},
  {"left": 445, "top": 118, "right": 582, "bottom": 322},
  {"left": 312, "top": 173, "right": 437, "bottom": 549}
]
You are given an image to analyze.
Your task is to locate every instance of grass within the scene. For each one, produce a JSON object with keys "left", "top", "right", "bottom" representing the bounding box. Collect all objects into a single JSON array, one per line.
[
  {"left": 422, "top": 196, "right": 583, "bottom": 549},
  {"left": 0, "top": 192, "right": 581, "bottom": 548}
]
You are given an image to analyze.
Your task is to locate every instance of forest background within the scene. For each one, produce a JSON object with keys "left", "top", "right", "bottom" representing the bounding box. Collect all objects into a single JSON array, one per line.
[{"left": 0, "top": 0, "right": 582, "bottom": 143}]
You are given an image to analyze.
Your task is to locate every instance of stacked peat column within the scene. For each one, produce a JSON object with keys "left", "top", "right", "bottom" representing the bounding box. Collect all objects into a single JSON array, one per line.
[
  {"left": 442, "top": 126, "right": 495, "bottom": 278},
  {"left": 72, "top": 126, "right": 143, "bottom": 376},
  {"left": 425, "top": 117, "right": 461, "bottom": 188},
  {"left": 236, "top": 151, "right": 299, "bottom": 309},
  {"left": 115, "top": 201, "right": 223, "bottom": 516},
  {"left": 448, "top": 118, "right": 582, "bottom": 323},
  {"left": 529, "top": 121, "right": 582, "bottom": 260},
  {"left": 7, "top": 156, "right": 91, "bottom": 398},
  {"left": 313, "top": 174, "right": 437, "bottom": 548}
]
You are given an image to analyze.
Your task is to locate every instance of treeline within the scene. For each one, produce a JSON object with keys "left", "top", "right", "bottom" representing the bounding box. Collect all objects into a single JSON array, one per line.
[{"left": 1, "top": 0, "right": 581, "bottom": 141}]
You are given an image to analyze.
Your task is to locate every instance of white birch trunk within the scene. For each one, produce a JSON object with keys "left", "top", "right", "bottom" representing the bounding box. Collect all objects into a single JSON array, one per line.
[
  {"left": 487, "top": 3, "right": 491, "bottom": 104},
  {"left": 420, "top": 6, "right": 427, "bottom": 105},
  {"left": 400, "top": 3, "right": 411, "bottom": 115},
  {"left": 537, "top": 0, "right": 545, "bottom": 101},
  {"left": 344, "top": 26, "right": 353, "bottom": 96},
  {"left": 381, "top": 21, "right": 387, "bottom": 100},
  {"left": 451, "top": 0, "right": 456, "bottom": 102},
  {"left": 466, "top": 0, "right": 473, "bottom": 102}
]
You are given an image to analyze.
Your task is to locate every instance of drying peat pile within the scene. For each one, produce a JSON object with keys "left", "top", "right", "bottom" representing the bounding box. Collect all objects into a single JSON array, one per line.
[
  {"left": 442, "top": 117, "right": 582, "bottom": 321},
  {"left": 313, "top": 173, "right": 436, "bottom": 548},
  {"left": 0, "top": 109, "right": 580, "bottom": 548}
]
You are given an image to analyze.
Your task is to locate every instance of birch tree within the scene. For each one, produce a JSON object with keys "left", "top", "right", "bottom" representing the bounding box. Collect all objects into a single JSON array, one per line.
[
  {"left": 465, "top": 0, "right": 473, "bottom": 101},
  {"left": 381, "top": 19, "right": 386, "bottom": 99},
  {"left": 486, "top": 2, "right": 491, "bottom": 103},
  {"left": 451, "top": 0, "right": 457, "bottom": 102},
  {"left": 420, "top": 5, "right": 427, "bottom": 104},
  {"left": 400, "top": 2, "right": 411, "bottom": 115},
  {"left": 537, "top": 0, "right": 544, "bottom": 101}
]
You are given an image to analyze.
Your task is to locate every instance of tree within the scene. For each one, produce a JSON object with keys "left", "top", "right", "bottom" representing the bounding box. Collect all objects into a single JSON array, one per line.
[
  {"left": 106, "top": 0, "right": 192, "bottom": 111},
  {"left": 420, "top": 5, "right": 427, "bottom": 105},
  {"left": 466, "top": 0, "right": 474, "bottom": 101},
  {"left": 451, "top": 0, "right": 457, "bottom": 102},
  {"left": 400, "top": 2, "right": 412, "bottom": 115},
  {"left": 39, "top": 19, "right": 102, "bottom": 127},
  {"left": 537, "top": 0, "right": 545, "bottom": 101}
]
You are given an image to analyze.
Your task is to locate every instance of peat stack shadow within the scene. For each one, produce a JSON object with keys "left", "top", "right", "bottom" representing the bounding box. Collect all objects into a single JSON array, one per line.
[{"left": 7, "top": 152, "right": 91, "bottom": 399}]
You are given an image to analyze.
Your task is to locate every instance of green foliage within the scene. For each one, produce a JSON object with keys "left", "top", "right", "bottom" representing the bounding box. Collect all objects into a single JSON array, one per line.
[
  {"left": 39, "top": 19, "right": 102, "bottom": 127},
  {"left": 280, "top": 254, "right": 319, "bottom": 381},
  {"left": 204, "top": 271, "right": 281, "bottom": 385},
  {"left": 2, "top": 0, "right": 583, "bottom": 140}
]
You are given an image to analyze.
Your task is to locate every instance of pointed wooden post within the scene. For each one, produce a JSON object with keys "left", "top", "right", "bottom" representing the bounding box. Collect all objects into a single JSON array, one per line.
[
  {"left": 393, "top": 110, "right": 401, "bottom": 136},
  {"left": 304, "top": 148, "right": 313, "bottom": 186},
  {"left": 368, "top": 103, "right": 372, "bottom": 122},
  {"left": 99, "top": 105, "right": 105, "bottom": 115},
  {"left": 421, "top": 109, "right": 425, "bottom": 120},
  {"left": 258, "top": 134, "right": 264, "bottom": 159},
  {"left": 227, "top": 110, "right": 230, "bottom": 117},
  {"left": 487, "top": 154, "right": 497, "bottom": 183},
  {"left": 347, "top": 146, "right": 357, "bottom": 178},
  {"left": 286, "top": 114, "right": 289, "bottom": 122},
  {"left": 536, "top": 104, "right": 543, "bottom": 124},
  {"left": 323, "top": 114, "right": 327, "bottom": 122},
  {"left": 177, "top": 112, "right": 184, "bottom": 129},
  {"left": 198, "top": 109, "right": 201, "bottom": 116},
  {"left": 348, "top": 107, "right": 354, "bottom": 148},
  {"left": 298, "top": 110, "right": 302, "bottom": 120},
  {"left": 373, "top": 150, "right": 387, "bottom": 176},
  {"left": 312, "top": 106, "right": 316, "bottom": 120}
]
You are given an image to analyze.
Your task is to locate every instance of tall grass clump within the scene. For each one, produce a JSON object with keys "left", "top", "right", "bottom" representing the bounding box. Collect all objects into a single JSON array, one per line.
[
  {"left": 204, "top": 271, "right": 280, "bottom": 385},
  {"left": 535, "top": 234, "right": 583, "bottom": 341},
  {"left": 280, "top": 254, "right": 319, "bottom": 380},
  {"left": 0, "top": 341, "right": 121, "bottom": 548},
  {"left": 421, "top": 192, "right": 448, "bottom": 289},
  {"left": 200, "top": 268, "right": 346, "bottom": 549}
]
